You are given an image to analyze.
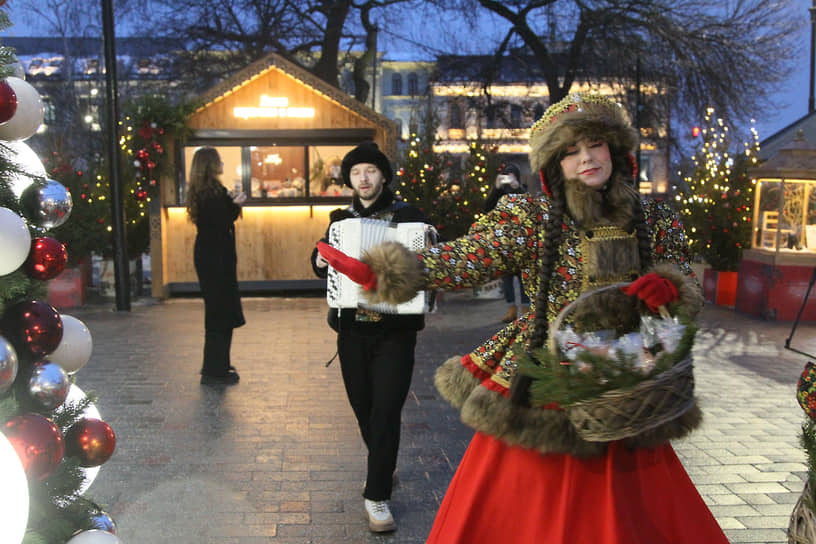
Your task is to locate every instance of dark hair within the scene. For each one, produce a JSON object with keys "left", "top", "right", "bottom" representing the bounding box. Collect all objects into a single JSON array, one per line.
[{"left": 186, "top": 147, "right": 224, "bottom": 224}]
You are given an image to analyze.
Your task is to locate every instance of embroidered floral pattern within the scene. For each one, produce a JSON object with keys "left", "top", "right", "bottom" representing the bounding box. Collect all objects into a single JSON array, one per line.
[
  {"left": 419, "top": 193, "right": 695, "bottom": 388},
  {"left": 798, "top": 362, "right": 816, "bottom": 419}
]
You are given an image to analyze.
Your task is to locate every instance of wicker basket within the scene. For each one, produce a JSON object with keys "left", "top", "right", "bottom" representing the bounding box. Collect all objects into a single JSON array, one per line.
[
  {"left": 547, "top": 283, "right": 696, "bottom": 442},
  {"left": 789, "top": 481, "right": 816, "bottom": 544}
]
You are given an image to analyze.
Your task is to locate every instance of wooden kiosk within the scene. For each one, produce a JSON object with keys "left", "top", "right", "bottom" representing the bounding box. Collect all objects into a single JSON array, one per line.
[
  {"left": 735, "top": 131, "right": 816, "bottom": 321},
  {"left": 150, "top": 53, "right": 396, "bottom": 297}
]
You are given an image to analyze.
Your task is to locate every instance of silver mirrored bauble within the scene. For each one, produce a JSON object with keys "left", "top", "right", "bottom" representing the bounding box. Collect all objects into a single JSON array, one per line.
[
  {"left": 0, "top": 335, "right": 18, "bottom": 395},
  {"left": 27, "top": 360, "right": 69, "bottom": 410},
  {"left": 20, "top": 179, "right": 73, "bottom": 228}
]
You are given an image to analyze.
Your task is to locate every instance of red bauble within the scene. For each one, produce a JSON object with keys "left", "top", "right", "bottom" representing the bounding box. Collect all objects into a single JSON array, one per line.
[
  {"left": 2, "top": 300, "right": 63, "bottom": 359},
  {"left": 65, "top": 418, "right": 116, "bottom": 467},
  {"left": 134, "top": 188, "right": 148, "bottom": 201},
  {"left": 0, "top": 79, "right": 18, "bottom": 125},
  {"left": 24, "top": 237, "right": 68, "bottom": 281},
  {"left": 4, "top": 414, "right": 65, "bottom": 480}
]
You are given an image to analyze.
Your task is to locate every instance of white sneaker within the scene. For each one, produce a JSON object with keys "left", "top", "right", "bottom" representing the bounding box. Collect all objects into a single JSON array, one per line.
[{"left": 364, "top": 499, "right": 396, "bottom": 532}]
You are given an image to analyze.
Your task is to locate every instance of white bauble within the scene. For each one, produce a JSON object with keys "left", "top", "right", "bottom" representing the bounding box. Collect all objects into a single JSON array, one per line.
[
  {"left": 0, "top": 431, "right": 29, "bottom": 544},
  {"left": 65, "top": 530, "right": 123, "bottom": 544},
  {"left": 50, "top": 315, "right": 93, "bottom": 374},
  {"left": 0, "top": 77, "right": 44, "bottom": 141},
  {"left": 0, "top": 207, "right": 31, "bottom": 275}
]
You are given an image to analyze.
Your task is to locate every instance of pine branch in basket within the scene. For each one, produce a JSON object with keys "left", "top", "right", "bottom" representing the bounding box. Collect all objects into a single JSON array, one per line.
[
  {"left": 515, "top": 318, "right": 697, "bottom": 408},
  {"left": 800, "top": 420, "right": 816, "bottom": 511}
]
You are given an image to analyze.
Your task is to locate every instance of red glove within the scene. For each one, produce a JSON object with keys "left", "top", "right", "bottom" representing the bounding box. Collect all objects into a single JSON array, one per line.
[
  {"left": 622, "top": 273, "right": 678, "bottom": 314},
  {"left": 317, "top": 242, "right": 377, "bottom": 291}
]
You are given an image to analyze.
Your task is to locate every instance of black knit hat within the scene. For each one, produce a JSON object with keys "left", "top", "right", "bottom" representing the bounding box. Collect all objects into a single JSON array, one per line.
[
  {"left": 341, "top": 142, "right": 393, "bottom": 187},
  {"left": 501, "top": 163, "right": 521, "bottom": 179}
]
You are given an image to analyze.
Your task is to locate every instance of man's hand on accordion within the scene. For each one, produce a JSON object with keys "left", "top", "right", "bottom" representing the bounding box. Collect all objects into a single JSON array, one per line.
[{"left": 317, "top": 242, "right": 377, "bottom": 291}]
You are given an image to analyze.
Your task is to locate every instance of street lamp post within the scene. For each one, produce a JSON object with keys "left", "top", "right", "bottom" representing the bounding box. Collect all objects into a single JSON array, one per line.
[{"left": 101, "top": 0, "right": 130, "bottom": 311}]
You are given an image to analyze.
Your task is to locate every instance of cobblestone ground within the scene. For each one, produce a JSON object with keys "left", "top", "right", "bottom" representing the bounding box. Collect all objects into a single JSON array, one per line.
[{"left": 67, "top": 292, "right": 816, "bottom": 544}]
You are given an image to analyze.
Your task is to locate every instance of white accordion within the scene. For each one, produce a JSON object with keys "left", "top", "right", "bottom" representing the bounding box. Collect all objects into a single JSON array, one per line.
[{"left": 326, "top": 217, "right": 435, "bottom": 314}]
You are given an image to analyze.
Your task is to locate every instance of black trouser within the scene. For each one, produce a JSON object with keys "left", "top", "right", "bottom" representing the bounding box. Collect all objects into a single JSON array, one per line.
[
  {"left": 337, "top": 329, "right": 417, "bottom": 501},
  {"left": 201, "top": 328, "right": 233, "bottom": 376}
]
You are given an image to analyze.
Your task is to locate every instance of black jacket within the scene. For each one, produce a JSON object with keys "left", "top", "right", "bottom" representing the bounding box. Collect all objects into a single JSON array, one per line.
[
  {"left": 193, "top": 187, "right": 245, "bottom": 331},
  {"left": 311, "top": 187, "right": 428, "bottom": 334},
  {"left": 484, "top": 182, "right": 528, "bottom": 212}
]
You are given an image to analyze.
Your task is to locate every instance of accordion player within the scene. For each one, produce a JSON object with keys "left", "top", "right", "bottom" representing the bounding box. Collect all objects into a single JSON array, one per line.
[{"left": 326, "top": 217, "right": 436, "bottom": 314}]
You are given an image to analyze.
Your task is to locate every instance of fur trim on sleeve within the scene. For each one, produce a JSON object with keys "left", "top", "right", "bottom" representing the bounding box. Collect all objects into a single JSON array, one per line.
[
  {"left": 361, "top": 241, "right": 424, "bottom": 305},
  {"left": 651, "top": 262, "right": 704, "bottom": 319}
]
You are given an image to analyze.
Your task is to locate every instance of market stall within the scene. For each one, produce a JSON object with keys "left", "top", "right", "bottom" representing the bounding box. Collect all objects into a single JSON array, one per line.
[
  {"left": 150, "top": 53, "right": 396, "bottom": 296},
  {"left": 736, "top": 131, "right": 816, "bottom": 320}
]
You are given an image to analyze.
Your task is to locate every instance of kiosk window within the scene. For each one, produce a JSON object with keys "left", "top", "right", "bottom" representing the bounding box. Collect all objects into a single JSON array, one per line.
[
  {"left": 182, "top": 145, "right": 243, "bottom": 200},
  {"left": 308, "top": 145, "right": 355, "bottom": 198},
  {"left": 249, "top": 146, "right": 306, "bottom": 199},
  {"left": 180, "top": 143, "right": 360, "bottom": 203}
]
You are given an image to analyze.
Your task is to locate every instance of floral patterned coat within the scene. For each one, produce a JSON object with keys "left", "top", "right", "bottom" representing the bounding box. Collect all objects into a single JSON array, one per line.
[{"left": 420, "top": 193, "right": 700, "bottom": 455}]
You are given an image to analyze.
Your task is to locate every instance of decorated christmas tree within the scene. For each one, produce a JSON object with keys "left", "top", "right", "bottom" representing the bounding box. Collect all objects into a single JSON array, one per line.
[
  {"left": 676, "top": 108, "right": 759, "bottom": 271},
  {"left": 46, "top": 95, "right": 193, "bottom": 266},
  {"left": 452, "top": 140, "right": 502, "bottom": 236},
  {"left": 395, "top": 132, "right": 500, "bottom": 240},
  {"left": 0, "top": 10, "right": 121, "bottom": 544},
  {"left": 394, "top": 131, "right": 459, "bottom": 238}
]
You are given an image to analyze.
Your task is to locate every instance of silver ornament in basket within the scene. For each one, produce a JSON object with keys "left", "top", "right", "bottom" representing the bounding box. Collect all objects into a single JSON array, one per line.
[{"left": 547, "top": 282, "right": 697, "bottom": 443}]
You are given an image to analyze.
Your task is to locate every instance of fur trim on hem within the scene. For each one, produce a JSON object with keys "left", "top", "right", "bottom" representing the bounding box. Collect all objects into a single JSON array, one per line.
[
  {"left": 651, "top": 263, "right": 704, "bottom": 319},
  {"left": 434, "top": 355, "right": 482, "bottom": 409},
  {"left": 453, "top": 377, "right": 702, "bottom": 457},
  {"left": 361, "top": 241, "right": 424, "bottom": 305}
]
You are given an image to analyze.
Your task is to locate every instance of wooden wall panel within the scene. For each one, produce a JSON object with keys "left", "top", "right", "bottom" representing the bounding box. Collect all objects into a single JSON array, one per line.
[{"left": 163, "top": 206, "right": 337, "bottom": 283}]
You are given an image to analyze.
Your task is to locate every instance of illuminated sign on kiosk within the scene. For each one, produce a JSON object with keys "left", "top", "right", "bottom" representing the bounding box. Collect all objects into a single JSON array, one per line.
[{"left": 234, "top": 95, "right": 316, "bottom": 119}]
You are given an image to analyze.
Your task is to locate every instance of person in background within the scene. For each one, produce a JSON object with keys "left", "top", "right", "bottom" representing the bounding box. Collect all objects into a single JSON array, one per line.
[
  {"left": 310, "top": 141, "right": 429, "bottom": 533},
  {"left": 484, "top": 163, "right": 531, "bottom": 322},
  {"left": 186, "top": 146, "right": 247, "bottom": 386},
  {"left": 317, "top": 93, "right": 728, "bottom": 543}
]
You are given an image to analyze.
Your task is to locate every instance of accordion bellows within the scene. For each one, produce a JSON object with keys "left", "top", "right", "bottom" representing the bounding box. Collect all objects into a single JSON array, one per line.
[{"left": 327, "top": 218, "right": 429, "bottom": 313}]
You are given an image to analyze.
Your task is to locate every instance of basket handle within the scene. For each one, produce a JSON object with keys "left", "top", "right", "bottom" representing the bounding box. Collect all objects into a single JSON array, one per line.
[{"left": 546, "top": 282, "right": 670, "bottom": 355}]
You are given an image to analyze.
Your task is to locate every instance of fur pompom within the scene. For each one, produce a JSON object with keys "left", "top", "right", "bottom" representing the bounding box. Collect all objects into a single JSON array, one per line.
[
  {"left": 361, "top": 241, "right": 424, "bottom": 305},
  {"left": 651, "top": 263, "right": 704, "bottom": 319}
]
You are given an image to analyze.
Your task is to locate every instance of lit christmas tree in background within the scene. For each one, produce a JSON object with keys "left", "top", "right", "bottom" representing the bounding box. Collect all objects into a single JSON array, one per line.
[
  {"left": 396, "top": 132, "right": 500, "bottom": 240},
  {"left": 0, "top": 7, "right": 121, "bottom": 543},
  {"left": 676, "top": 108, "right": 759, "bottom": 271},
  {"left": 394, "top": 132, "right": 457, "bottom": 237},
  {"left": 46, "top": 96, "right": 191, "bottom": 269}
]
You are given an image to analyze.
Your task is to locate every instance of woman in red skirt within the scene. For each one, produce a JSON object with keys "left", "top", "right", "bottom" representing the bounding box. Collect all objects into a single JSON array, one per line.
[{"left": 318, "top": 92, "right": 728, "bottom": 543}]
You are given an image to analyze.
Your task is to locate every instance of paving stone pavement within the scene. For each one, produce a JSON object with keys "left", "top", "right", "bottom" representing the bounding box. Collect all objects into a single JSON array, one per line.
[{"left": 66, "top": 291, "right": 816, "bottom": 544}]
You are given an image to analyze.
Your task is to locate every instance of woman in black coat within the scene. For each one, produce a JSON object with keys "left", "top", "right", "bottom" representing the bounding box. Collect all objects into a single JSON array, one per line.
[{"left": 186, "top": 147, "right": 246, "bottom": 385}]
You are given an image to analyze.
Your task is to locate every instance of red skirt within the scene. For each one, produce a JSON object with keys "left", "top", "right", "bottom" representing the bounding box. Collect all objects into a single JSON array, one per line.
[{"left": 427, "top": 431, "right": 728, "bottom": 544}]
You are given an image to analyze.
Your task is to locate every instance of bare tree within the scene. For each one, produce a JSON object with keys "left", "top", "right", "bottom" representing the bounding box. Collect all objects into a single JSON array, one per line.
[
  {"left": 433, "top": 0, "right": 800, "bottom": 132},
  {"left": 145, "top": 0, "right": 413, "bottom": 102},
  {"left": 11, "top": 0, "right": 152, "bottom": 160}
]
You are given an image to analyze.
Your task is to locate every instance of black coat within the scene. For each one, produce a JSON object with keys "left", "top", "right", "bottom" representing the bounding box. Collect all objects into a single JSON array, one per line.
[
  {"left": 193, "top": 187, "right": 245, "bottom": 331},
  {"left": 484, "top": 182, "right": 528, "bottom": 212}
]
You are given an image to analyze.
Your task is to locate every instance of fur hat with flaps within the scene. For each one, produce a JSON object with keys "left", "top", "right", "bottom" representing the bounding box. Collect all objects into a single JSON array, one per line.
[
  {"left": 341, "top": 141, "right": 393, "bottom": 187},
  {"left": 529, "top": 93, "right": 638, "bottom": 175}
]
